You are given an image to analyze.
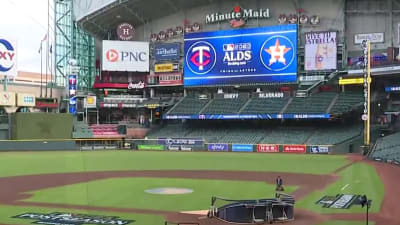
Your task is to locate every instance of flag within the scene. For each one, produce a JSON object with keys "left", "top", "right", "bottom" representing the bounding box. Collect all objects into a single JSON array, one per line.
[
  {"left": 49, "top": 44, "right": 52, "bottom": 54},
  {"left": 38, "top": 33, "right": 47, "bottom": 54}
]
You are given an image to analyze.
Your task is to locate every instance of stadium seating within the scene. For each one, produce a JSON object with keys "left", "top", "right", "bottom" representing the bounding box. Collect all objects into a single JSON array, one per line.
[
  {"left": 260, "top": 127, "right": 314, "bottom": 144},
  {"left": 330, "top": 92, "right": 364, "bottom": 114},
  {"left": 284, "top": 92, "right": 336, "bottom": 114},
  {"left": 306, "top": 124, "right": 363, "bottom": 145},
  {"left": 167, "top": 97, "right": 210, "bottom": 115},
  {"left": 146, "top": 123, "right": 189, "bottom": 138},
  {"left": 371, "top": 132, "right": 400, "bottom": 162},
  {"left": 202, "top": 95, "right": 248, "bottom": 114},
  {"left": 241, "top": 97, "right": 289, "bottom": 114}
]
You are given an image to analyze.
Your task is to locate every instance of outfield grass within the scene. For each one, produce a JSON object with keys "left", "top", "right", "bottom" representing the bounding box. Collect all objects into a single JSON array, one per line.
[
  {"left": 24, "top": 177, "right": 297, "bottom": 211},
  {"left": 0, "top": 151, "right": 349, "bottom": 177},
  {"left": 0, "top": 204, "right": 164, "bottom": 225},
  {"left": 297, "top": 162, "right": 384, "bottom": 213}
]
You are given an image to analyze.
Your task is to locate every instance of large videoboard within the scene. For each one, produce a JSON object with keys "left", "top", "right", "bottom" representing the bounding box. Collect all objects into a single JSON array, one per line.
[{"left": 184, "top": 24, "right": 297, "bottom": 86}]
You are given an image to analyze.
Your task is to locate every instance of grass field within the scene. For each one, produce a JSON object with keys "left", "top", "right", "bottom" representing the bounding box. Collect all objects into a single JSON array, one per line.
[{"left": 0, "top": 151, "right": 385, "bottom": 225}]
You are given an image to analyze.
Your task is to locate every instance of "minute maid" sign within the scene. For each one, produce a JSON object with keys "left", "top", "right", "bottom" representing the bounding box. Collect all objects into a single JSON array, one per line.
[{"left": 205, "top": 6, "right": 270, "bottom": 27}]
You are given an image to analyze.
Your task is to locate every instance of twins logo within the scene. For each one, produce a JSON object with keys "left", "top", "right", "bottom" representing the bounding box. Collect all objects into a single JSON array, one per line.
[
  {"left": 186, "top": 41, "right": 216, "bottom": 75},
  {"left": 260, "top": 35, "right": 295, "bottom": 72},
  {"left": 0, "top": 39, "right": 16, "bottom": 72}
]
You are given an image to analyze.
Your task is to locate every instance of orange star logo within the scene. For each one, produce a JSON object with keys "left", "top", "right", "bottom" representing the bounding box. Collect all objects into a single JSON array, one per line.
[{"left": 265, "top": 38, "right": 291, "bottom": 65}]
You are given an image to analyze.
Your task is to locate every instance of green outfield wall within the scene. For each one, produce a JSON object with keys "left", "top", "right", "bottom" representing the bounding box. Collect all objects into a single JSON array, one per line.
[{"left": 10, "top": 113, "right": 73, "bottom": 140}]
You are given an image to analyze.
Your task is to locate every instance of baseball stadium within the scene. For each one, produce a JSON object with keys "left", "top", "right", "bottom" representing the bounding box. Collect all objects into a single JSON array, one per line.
[{"left": 1, "top": 0, "right": 400, "bottom": 225}]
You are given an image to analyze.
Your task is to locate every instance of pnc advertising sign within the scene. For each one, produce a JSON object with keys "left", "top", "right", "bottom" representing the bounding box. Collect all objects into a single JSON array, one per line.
[
  {"left": 102, "top": 40, "right": 149, "bottom": 72},
  {"left": 184, "top": 24, "right": 297, "bottom": 86},
  {"left": 0, "top": 38, "right": 17, "bottom": 77},
  {"left": 283, "top": 145, "right": 306, "bottom": 153}
]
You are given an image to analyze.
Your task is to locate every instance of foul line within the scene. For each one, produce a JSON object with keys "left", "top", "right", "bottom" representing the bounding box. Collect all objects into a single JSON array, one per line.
[{"left": 341, "top": 184, "right": 350, "bottom": 191}]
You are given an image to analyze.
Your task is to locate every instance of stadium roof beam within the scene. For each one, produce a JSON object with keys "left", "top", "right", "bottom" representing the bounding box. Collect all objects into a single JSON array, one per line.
[
  {"left": 121, "top": 4, "right": 146, "bottom": 24},
  {"left": 164, "top": 0, "right": 179, "bottom": 12}
]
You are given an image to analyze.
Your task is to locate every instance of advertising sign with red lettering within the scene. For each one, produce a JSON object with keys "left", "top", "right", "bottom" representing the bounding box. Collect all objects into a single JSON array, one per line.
[
  {"left": 257, "top": 144, "right": 279, "bottom": 153},
  {"left": 283, "top": 145, "right": 306, "bottom": 153}
]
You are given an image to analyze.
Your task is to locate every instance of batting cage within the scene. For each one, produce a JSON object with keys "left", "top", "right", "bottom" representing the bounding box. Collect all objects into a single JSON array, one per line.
[{"left": 208, "top": 193, "right": 295, "bottom": 224}]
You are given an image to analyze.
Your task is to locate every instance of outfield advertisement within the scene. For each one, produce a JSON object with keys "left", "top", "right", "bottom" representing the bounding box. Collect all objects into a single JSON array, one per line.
[
  {"left": 158, "top": 138, "right": 203, "bottom": 151},
  {"left": 305, "top": 31, "right": 337, "bottom": 71},
  {"left": 283, "top": 145, "right": 306, "bottom": 153},
  {"left": 184, "top": 24, "right": 297, "bottom": 86},
  {"left": 163, "top": 113, "right": 330, "bottom": 120},
  {"left": 208, "top": 143, "right": 229, "bottom": 151},
  {"left": 137, "top": 144, "right": 164, "bottom": 150},
  {"left": 311, "top": 146, "right": 330, "bottom": 154},
  {"left": 257, "top": 144, "right": 279, "bottom": 153},
  {"left": 232, "top": 144, "right": 254, "bottom": 152}
]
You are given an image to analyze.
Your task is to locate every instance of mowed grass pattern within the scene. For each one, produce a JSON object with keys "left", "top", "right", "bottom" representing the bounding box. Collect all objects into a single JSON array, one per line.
[
  {"left": 25, "top": 178, "right": 297, "bottom": 211},
  {"left": 0, "top": 151, "right": 349, "bottom": 177}
]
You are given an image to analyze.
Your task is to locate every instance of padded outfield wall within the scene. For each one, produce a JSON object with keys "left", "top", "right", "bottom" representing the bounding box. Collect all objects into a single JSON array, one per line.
[{"left": 10, "top": 113, "right": 73, "bottom": 140}]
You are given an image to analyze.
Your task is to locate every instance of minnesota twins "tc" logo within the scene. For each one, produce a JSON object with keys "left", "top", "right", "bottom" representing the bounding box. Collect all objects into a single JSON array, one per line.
[
  {"left": 260, "top": 35, "right": 295, "bottom": 72},
  {"left": 186, "top": 41, "right": 216, "bottom": 75}
]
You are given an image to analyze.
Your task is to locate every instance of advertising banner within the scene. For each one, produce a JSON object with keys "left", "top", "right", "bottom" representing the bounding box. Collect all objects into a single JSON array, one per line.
[
  {"left": 354, "top": 33, "right": 384, "bottom": 44},
  {"left": 154, "top": 63, "right": 179, "bottom": 73},
  {"left": 0, "top": 91, "right": 15, "bottom": 106},
  {"left": 84, "top": 96, "right": 97, "bottom": 108},
  {"left": 17, "top": 93, "right": 35, "bottom": 107},
  {"left": 339, "top": 78, "right": 364, "bottom": 85},
  {"left": 158, "top": 73, "right": 182, "bottom": 85},
  {"left": 138, "top": 144, "right": 164, "bottom": 150},
  {"left": 283, "top": 145, "right": 306, "bottom": 153},
  {"left": 184, "top": 24, "right": 297, "bottom": 86},
  {"left": 68, "top": 74, "right": 77, "bottom": 114},
  {"left": 305, "top": 31, "right": 337, "bottom": 71},
  {"left": 232, "top": 144, "right": 253, "bottom": 152},
  {"left": 163, "top": 113, "right": 330, "bottom": 120},
  {"left": 311, "top": 146, "right": 330, "bottom": 154},
  {"left": 385, "top": 86, "right": 400, "bottom": 92},
  {"left": 257, "top": 144, "right": 279, "bottom": 153},
  {"left": 154, "top": 43, "right": 180, "bottom": 61},
  {"left": 158, "top": 138, "right": 203, "bottom": 146},
  {"left": 102, "top": 40, "right": 149, "bottom": 72},
  {"left": 0, "top": 38, "right": 17, "bottom": 77},
  {"left": 208, "top": 143, "right": 229, "bottom": 151}
]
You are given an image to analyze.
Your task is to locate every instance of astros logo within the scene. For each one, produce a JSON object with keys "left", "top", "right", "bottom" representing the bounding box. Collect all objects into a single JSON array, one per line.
[
  {"left": 0, "top": 39, "right": 16, "bottom": 72},
  {"left": 260, "top": 35, "right": 295, "bottom": 72},
  {"left": 106, "top": 49, "right": 119, "bottom": 62},
  {"left": 186, "top": 41, "right": 216, "bottom": 75}
]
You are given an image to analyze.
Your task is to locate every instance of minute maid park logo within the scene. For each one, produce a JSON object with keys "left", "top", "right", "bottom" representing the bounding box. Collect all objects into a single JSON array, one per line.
[{"left": 260, "top": 35, "right": 295, "bottom": 72}]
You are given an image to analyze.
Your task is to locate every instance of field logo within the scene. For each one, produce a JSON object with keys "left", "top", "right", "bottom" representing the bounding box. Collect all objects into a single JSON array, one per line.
[
  {"left": 260, "top": 35, "right": 295, "bottom": 71},
  {"left": 186, "top": 41, "right": 216, "bottom": 75},
  {"left": 0, "top": 39, "right": 16, "bottom": 73},
  {"left": 12, "top": 212, "right": 134, "bottom": 225}
]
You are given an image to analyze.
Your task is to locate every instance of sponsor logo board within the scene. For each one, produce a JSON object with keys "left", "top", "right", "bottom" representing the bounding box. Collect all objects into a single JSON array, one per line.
[
  {"left": 232, "top": 144, "right": 253, "bottom": 152},
  {"left": 311, "top": 146, "right": 329, "bottom": 154},
  {"left": 138, "top": 145, "right": 164, "bottom": 150},
  {"left": 0, "top": 38, "right": 17, "bottom": 77},
  {"left": 154, "top": 63, "right": 179, "bottom": 73},
  {"left": 257, "top": 144, "right": 279, "bottom": 153},
  {"left": 208, "top": 143, "right": 228, "bottom": 151},
  {"left": 17, "top": 93, "right": 35, "bottom": 107},
  {"left": 154, "top": 43, "right": 180, "bottom": 61},
  {"left": 283, "top": 145, "right": 306, "bottom": 153},
  {"left": 158, "top": 138, "right": 203, "bottom": 146},
  {"left": 0, "top": 91, "right": 15, "bottom": 106},
  {"left": 102, "top": 40, "right": 149, "bottom": 72}
]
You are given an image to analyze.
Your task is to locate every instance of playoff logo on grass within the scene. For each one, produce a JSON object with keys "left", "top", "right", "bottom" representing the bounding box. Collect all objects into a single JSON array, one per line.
[{"left": 12, "top": 212, "right": 135, "bottom": 225}]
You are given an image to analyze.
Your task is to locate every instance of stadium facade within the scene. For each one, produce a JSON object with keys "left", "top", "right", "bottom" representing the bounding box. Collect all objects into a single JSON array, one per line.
[{"left": 4, "top": 0, "right": 394, "bottom": 153}]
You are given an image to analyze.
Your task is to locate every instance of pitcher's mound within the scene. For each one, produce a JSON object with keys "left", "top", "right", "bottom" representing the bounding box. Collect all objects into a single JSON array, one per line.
[{"left": 145, "top": 187, "right": 193, "bottom": 195}]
